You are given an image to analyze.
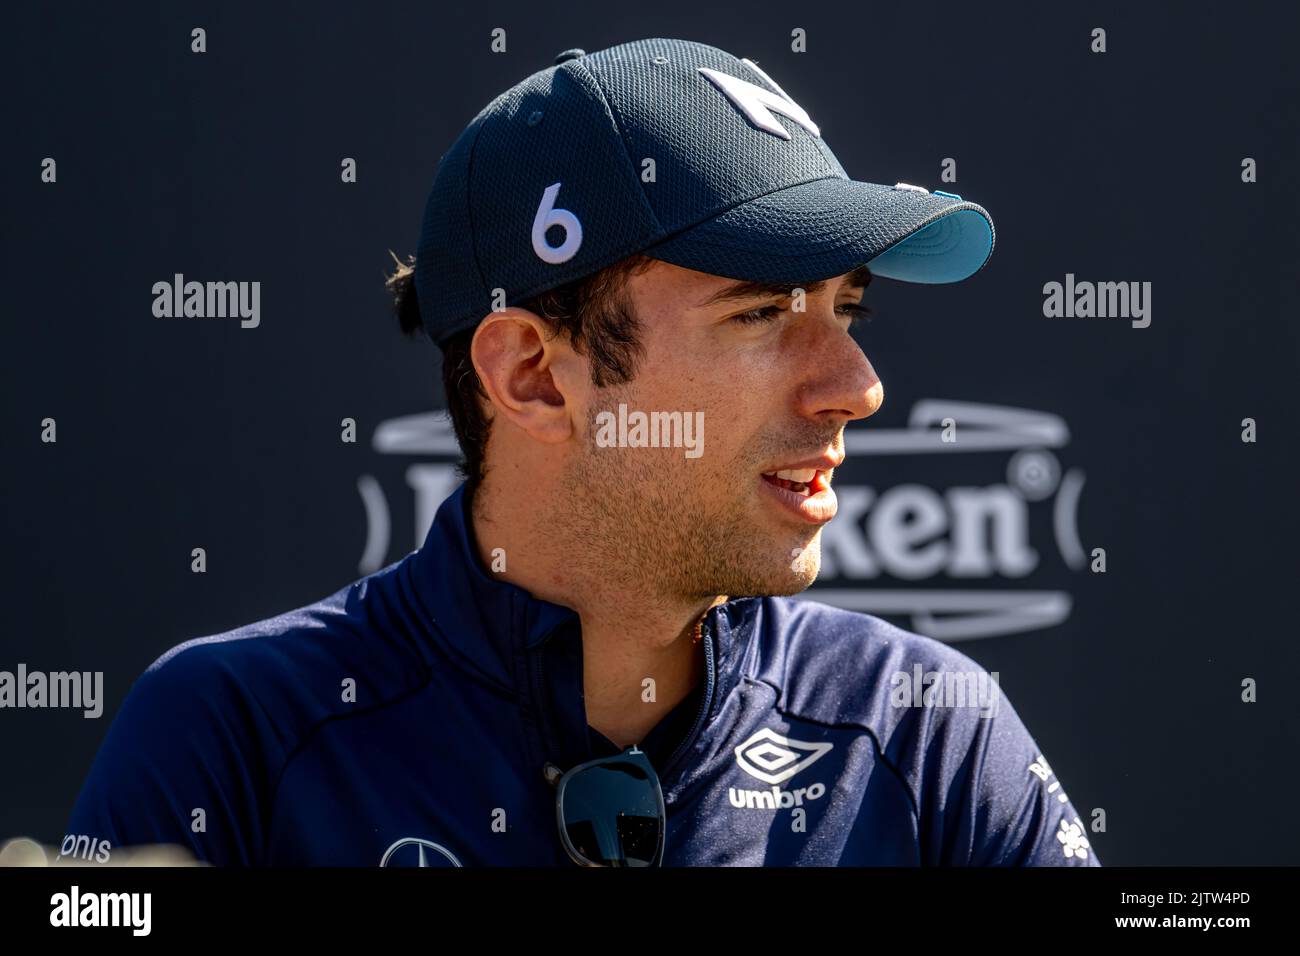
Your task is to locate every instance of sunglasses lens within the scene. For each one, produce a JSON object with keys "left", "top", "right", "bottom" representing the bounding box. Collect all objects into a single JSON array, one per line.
[{"left": 560, "top": 758, "right": 663, "bottom": 866}]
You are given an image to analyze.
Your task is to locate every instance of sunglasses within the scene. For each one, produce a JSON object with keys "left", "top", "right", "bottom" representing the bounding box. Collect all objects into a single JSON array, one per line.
[{"left": 544, "top": 745, "right": 666, "bottom": 867}]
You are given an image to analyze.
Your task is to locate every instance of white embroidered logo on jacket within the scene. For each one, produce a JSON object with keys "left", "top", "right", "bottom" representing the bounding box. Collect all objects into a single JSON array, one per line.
[{"left": 729, "top": 727, "right": 834, "bottom": 811}]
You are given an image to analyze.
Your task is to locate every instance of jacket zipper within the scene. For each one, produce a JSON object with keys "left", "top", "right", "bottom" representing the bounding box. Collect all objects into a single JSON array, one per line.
[{"left": 663, "top": 618, "right": 716, "bottom": 778}]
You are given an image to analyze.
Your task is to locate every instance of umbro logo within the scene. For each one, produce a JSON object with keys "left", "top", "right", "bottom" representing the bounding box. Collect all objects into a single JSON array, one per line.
[
  {"left": 730, "top": 728, "right": 833, "bottom": 812},
  {"left": 734, "top": 727, "right": 832, "bottom": 785}
]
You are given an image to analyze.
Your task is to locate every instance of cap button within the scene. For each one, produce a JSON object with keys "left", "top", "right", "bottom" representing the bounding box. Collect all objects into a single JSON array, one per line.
[{"left": 554, "top": 48, "right": 586, "bottom": 64}]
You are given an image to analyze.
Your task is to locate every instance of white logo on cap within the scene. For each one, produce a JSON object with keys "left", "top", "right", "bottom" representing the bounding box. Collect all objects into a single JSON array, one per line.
[
  {"left": 531, "top": 182, "right": 583, "bottom": 264},
  {"left": 698, "top": 61, "right": 820, "bottom": 141}
]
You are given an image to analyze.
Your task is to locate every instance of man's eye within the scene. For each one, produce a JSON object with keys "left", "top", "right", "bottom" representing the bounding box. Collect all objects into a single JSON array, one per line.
[
  {"left": 837, "top": 303, "right": 875, "bottom": 326},
  {"left": 731, "top": 305, "right": 784, "bottom": 325},
  {"left": 730, "top": 303, "right": 875, "bottom": 326}
]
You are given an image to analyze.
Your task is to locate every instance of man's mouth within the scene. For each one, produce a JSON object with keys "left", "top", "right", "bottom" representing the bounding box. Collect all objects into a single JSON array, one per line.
[
  {"left": 760, "top": 468, "right": 830, "bottom": 497},
  {"left": 758, "top": 455, "right": 841, "bottom": 525}
]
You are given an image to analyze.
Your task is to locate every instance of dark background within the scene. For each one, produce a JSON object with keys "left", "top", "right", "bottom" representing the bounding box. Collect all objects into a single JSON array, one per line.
[{"left": 3, "top": 1, "right": 1297, "bottom": 864}]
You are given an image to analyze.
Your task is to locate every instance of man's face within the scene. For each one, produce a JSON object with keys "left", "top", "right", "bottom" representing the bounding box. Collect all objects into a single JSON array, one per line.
[{"left": 564, "top": 259, "right": 883, "bottom": 601}]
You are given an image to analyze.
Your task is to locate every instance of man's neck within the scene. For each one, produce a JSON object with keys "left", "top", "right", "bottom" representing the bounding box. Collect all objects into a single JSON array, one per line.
[
  {"left": 468, "top": 479, "right": 722, "bottom": 749},
  {"left": 576, "top": 603, "right": 708, "bottom": 749}
]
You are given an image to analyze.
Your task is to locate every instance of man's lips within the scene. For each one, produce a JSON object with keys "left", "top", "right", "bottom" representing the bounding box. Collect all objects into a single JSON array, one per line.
[
  {"left": 760, "top": 468, "right": 830, "bottom": 495},
  {"left": 759, "top": 456, "right": 841, "bottom": 523},
  {"left": 759, "top": 453, "right": 843, "bottom": 493}
]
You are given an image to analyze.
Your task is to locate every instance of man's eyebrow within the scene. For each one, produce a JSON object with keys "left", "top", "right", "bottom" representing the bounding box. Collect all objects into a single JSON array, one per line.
[{"left": 696, "top": 263, "right": 874, "bottom": 308}]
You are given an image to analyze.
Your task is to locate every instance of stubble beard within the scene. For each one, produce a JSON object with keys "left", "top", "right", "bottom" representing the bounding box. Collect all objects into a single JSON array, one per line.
[{"left": 558, "top": 408, "right": 823, "bottom": 603}]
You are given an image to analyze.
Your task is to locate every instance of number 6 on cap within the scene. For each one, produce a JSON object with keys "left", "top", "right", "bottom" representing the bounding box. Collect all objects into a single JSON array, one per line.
[{"left": 531, "top": 182, "right": 583, "bottom": 264}]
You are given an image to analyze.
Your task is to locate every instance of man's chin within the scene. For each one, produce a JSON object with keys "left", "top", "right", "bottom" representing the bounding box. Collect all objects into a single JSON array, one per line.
[
  {"left": 714, "top": 543, "right": 822, "bottom": 598},
  {"left": 753, "top": 572, "right": 818, "bottom": 597}
]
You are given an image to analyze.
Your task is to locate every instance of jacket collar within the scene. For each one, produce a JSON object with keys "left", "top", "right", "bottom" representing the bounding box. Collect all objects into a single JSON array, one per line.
[
  {"left": 408, "top": 483, "right": 576, "bottom": 691},
  {"left": 408, "top": 483, "right": 761, "bottom": 762}
]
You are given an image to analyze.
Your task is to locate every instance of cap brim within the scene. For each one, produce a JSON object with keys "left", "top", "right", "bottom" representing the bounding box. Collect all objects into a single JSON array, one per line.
[{"left": 643, "top": 177, "right": 994, "bottom": 285}]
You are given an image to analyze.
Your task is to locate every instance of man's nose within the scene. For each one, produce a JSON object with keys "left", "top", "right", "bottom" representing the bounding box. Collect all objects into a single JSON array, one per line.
[{"left": 795, "top": 310, "right": 883, "bottom": 424}]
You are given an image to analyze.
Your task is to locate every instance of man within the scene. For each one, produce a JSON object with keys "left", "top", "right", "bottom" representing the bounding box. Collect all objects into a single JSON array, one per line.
[{"left": 66, "top": 38, "right": 1099, "bottom": 866}]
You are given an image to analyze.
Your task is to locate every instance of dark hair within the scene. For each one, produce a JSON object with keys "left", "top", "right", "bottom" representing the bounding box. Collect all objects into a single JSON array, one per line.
[{"left": 385, "top": 253, "right": 657, "bottom": 496}]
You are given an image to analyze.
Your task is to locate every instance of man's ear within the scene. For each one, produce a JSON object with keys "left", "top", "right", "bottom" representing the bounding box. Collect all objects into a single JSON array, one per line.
[{"left": 470, "top": 308, "right": 584, "bottom": 445}]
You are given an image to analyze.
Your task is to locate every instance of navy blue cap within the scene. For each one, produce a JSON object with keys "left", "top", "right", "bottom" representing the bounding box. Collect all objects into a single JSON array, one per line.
[{"left": 415, "top": 37, "right": 995, "bottom": 347}]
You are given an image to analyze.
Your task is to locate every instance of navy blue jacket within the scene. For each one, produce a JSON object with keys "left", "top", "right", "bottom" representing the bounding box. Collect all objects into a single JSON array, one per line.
[{"left": 65, "top": 485, "right": 1100, "bottom": 866}]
